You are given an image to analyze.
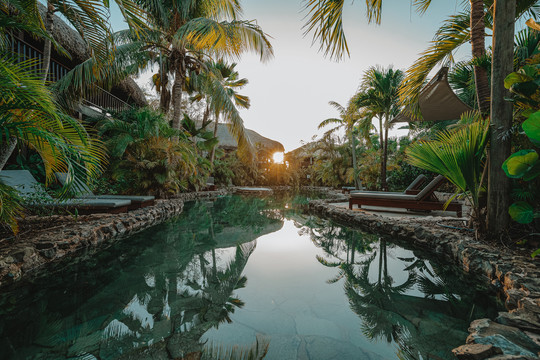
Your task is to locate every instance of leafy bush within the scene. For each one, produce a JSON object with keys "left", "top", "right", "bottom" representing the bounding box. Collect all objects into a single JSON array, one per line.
[
  {"left": 502, "top": 64, "right": 540, "bottom": 244},
  {"left": 0, "top": 182, "right": 23, "bottom": 234}
]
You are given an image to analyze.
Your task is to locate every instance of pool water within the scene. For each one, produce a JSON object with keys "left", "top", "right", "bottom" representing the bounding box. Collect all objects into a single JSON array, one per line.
[{"left": 0, "top": 194, "right": 501, "bottom": 360}]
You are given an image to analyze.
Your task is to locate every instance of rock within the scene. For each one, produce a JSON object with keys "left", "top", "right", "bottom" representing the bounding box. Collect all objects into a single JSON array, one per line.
[
  {"left": 506, "top": 289, "right": 529, "bottom": 311},
  {"left": 467, "top": 319, "right": 540, "bottom": 357},
  {"left": 452, "top": 344, "right": 503, "bottom": 359},
  {"left": 497, "top": 311, "right": 540, "bottom": 334}
]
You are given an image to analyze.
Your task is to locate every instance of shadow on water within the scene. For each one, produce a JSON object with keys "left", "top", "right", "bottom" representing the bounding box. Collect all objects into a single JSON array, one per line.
[{"left": 0, "top": 193, "right": 502, "bottom": 360}]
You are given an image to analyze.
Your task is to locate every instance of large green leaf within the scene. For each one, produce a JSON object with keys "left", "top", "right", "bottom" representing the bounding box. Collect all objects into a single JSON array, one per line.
[
  {"left": 509, "top": 201, "right": 535, "bottom": 224},
  {"left": 511, "top": 81, "right": 539, "bottom": 97},
  {"left": 523, "top": 111, "right": 540, "bottom": 144},
  {"left": 523, "top": 161, "right": 540, "bottom": 181},
  {"left": 504, "top": 71, "right": 534, "bottom": 89},
  {"left": 502, "top": 149, "right": 539, "bottom": 178}
]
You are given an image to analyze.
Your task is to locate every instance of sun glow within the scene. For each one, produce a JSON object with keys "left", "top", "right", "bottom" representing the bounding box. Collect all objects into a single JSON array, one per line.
[{"left": 273, "top": 152, "right": 284, "bottom": 164}]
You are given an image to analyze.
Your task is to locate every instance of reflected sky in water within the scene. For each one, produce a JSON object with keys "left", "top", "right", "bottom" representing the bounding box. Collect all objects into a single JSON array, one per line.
[{"left": 0, "top": 194, "right": 501, "bottom": 360}]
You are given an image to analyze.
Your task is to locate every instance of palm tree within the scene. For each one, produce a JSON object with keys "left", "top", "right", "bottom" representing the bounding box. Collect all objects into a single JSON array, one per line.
[
  {"left": 119, "top": 0, "right": 273, "bottom": 133},
  {"left": 190, "top": 60, "right": 253, "bottom": 164},
  {"left": 318, "top": 99, "right": 372, "bottom": 189},
  {"left": 302, "top": 0, "right": 538, "bottom": 235},
  {"left": 406, "top": 113, "right": 490, "bottom": 228},
  {"left": 355, "top": 66, "right": 404, "bottom": 191},
  {"left": 39, "top": 0, "right": 146, "bottom": 82}
]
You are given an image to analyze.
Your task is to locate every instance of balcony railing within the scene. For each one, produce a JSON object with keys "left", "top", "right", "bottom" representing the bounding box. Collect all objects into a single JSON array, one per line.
[{"left": 9, "top": 35, "right": 132, "bottom": 113}]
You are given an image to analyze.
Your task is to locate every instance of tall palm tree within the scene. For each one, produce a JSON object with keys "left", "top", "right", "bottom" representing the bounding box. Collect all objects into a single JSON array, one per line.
[
  {"left": 355, "top": 66, "right": 404, "bottom": 191},
  {"left": 120, "top": 0, "right": 273, "bottom": 133},
  {"left": 202, "top": 61, "right": 252, "bottom": 164},
  {"left": 318, "top": 98, "right": 372, "bottom": 189}
]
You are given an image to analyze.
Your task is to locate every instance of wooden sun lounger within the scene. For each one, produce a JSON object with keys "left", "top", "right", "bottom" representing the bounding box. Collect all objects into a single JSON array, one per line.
[
  {"left": 55, "top": 172, "right": 155, "bottom": 210},
  {"left": 349, "top": 175, "right": 462, "bottom": 217},
  {"left": 1, "top": 170, "right": 132, "bottom": 214},
  {"left": 348, "top": 174, "right": 428, "bottom": 196}
]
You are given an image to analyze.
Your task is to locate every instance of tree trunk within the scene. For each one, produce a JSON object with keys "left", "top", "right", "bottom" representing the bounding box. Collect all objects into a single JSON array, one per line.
[
  {"left": 382, "top": 119, "right": 389, "bottom": 191},
  {"left": 487, "top": 0, "right": 516, "bottom": 238},
  {"left": 201, "top": 103, "right": 211, "bottom": 128},
  {"left": 41, "top": 1, "right": 55, "bottom": 83},
  {"left": 209, "top": 114, "right": 219, "bottom": 164},
  {"left": 0, "top": 137, "right": 17, "bottom": 171},
  {"left": 349, "top": 129, "right": 361, "bottom": 190},
  {"left": 470, "top": 0, "right": 490, "bottom": 115},
  {"left": 171, "top": 67, "right": 185, "bottom": 132},
  {"left": 378, "top": 116, "right": 385, "bottom": 190}
]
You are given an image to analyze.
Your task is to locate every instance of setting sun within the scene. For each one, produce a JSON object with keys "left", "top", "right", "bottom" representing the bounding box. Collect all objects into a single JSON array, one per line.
[{"left": 272, "top": 152, "right": 284, "bottom": 164}]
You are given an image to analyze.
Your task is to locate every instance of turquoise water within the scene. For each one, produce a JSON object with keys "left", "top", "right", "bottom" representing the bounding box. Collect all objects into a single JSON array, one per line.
[{"left": 0, "top": 194, "right": 501, "bottom": 359}]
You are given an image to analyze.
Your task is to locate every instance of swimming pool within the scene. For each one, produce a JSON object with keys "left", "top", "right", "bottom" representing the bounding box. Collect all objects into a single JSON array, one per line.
[{"left": 0, "top": 194, "right": 501, "bottom": 359}]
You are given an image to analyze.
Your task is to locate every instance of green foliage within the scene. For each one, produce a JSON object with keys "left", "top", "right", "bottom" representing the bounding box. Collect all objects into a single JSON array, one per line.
[
  {"left": 509, "top": 202, "right": 536, "bottom": 224},
  {"left": 98, "top": 107, "right": 205, "bottom": 197},
  {"left": 503, "top": 64, "right": 540, "bottom": 229},
  {"left": 6, "top": 152, "right": 46, "bottom": 183},
  {"left": 502, "top": 149, "right": 539, "bottom": 178},
  {"left": 406, "top": 115, "right": 489, "bottom": 222},
  {"left": 0, "top": 182, "right": 23, "bottom": 234}
]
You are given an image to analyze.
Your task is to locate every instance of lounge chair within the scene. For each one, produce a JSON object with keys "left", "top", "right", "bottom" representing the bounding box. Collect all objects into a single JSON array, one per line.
[
  {"left": 55, "top": 172, "right": 155, "bottom": 210},
  {"left": 349, "top": 175, "right": 462, "bottom": 217},
  {"left": 0, "top": 170, "right": 131, "bottom": 214},
  {"left": 349, "top": 174, "right": 428, "bottom": 195}
]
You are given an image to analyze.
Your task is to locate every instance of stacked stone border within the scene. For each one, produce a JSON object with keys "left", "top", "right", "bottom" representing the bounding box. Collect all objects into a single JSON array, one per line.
[
  {"left": 0, "top": 190, "right": 229, "bottom": 288},
  {"left": 308, "top": 198, "right": 540, "bottom": 359}
]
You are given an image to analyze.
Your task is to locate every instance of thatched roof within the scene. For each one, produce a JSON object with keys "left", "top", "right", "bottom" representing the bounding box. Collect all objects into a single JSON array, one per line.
[
  {"left": 36, "top": 3, "right": 90, "bottom": 65},
  {"left": 111, "top": 78, "right": 148, "bottom": 107},
  {"left": 393, "top": 67, "right": 473, "bottom": 123},
  {"left": 213, "top": 123, "right": 284, "bottom": 153},
  {"left": 33, "top": 3, "right": 146, "bottom": 106}
]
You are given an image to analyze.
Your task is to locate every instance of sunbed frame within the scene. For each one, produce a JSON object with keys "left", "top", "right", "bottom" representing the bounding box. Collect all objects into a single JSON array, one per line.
[{"left": 348, "top": 175, "right": 462, "bottom": 217}]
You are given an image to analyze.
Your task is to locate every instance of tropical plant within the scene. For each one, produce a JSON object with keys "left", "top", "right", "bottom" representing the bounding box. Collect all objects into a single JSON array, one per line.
[
  {"left": 501, "top": 62, "right": 540, "bottom": 243},
  {"left": 355, "top": 66, "right": 404, "bottom": 191},
  {"left": 318, "top": 98, "right": 372, "bottom": 189},
  {"left": 110, "top": 136, "right": 198, "bottom": 197},
  {"left": 0, "top": 55, "right": 107, "bottom": 190},
  {"left": 189, "top": 60, "right": 253, "bottom": 164},
  {"left": 98, "top": 107, "right": 203, "bottom": 196},
  {"left": 114, "top": 0, "right": 273, "bottom": 134},
  {"left": 406, "top": 113, "right": 490, "bottom": 227},
  {"left": 38, "top": 0, "right": 146, "bottom": 82},
  {"left": 0, "top": 181, "right": 23, "bottom": 234}
]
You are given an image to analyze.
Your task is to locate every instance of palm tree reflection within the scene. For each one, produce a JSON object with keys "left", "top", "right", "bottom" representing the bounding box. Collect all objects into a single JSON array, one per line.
[{"left": 305, "top": 220, "right": 499, "bottom": 360}]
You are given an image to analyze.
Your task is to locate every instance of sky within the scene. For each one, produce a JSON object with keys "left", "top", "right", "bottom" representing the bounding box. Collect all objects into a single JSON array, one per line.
[{"left": 110, "top": 0, "right": 471, "bottom": 152}]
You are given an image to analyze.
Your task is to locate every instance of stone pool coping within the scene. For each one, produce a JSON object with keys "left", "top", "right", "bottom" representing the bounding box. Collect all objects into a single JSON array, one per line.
[
  {"left": 307, "top": 198, "right": 540, "bottom": 359},
  {"left": 0, "top": 189, "right": 230, "bottom": 288}
]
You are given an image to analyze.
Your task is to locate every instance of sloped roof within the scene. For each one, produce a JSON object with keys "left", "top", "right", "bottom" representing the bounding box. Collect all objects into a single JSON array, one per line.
[
  {"left": 393, "top": 67, "right": 473, "bottom": 123},
  {"left": 214, "top": 123, "right": 284, "bottom": 153},
  {"left": 34, "top": 3, "right": 147, "bottom": 107}
]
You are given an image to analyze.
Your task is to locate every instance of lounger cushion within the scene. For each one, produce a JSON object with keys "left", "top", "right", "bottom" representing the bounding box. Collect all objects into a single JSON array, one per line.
[
  {"left": 1, "top": 170, "right": 131, "bottom": 208},
  {"left": 405, "top": 174, "right": 427, "bottom": 191},
  {"left": 350, "top": 192, "right": 417, "bottom": 201},
  {"left": 55, "top": 172, "right": 155, "bottom": 202}
]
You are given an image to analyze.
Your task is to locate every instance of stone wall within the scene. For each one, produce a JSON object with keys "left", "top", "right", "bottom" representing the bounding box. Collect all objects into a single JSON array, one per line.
[
  {"left": 0, "top": 190, "right": 229, "bottom": 288},
  {"left": 307, "top": 199, "right": 540, "bottom": 359}
]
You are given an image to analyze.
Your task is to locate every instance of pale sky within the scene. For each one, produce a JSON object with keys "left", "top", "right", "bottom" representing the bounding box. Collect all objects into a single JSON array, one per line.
[{"left": 110, "top": 0, "right": 470, "bottom": 152}]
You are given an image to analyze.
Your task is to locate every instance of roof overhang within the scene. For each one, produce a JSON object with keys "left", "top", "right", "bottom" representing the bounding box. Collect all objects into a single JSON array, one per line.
[{"left": 393, "top": 67, "right": 473, "bottom": 123}]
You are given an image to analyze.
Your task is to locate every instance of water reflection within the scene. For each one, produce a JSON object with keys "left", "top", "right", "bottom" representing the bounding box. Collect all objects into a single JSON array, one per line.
[
  {"left": 0, "top": 194, "right": 500, "bottom": 360},
  {"left": 304, "top": 219, "right": 500, "bottom": 360},
  {"left": 0, "top": 196, "right": 281, "bottom": 359}
]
